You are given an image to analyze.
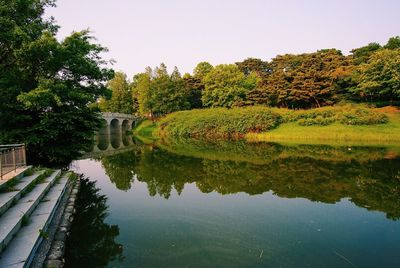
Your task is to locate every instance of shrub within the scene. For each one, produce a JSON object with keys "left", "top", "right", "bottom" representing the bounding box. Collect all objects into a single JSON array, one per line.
[
  {"left": 298, "top": 116, "right": 336, "bottom": 126},
  {"left": 158, "top": 106, "right": 282, "bottom": 139},
  {"left": 341, "top": 108, "right": 388, "bottom": 125}
]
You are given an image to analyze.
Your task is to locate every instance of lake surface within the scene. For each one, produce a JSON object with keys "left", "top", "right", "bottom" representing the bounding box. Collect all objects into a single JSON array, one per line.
[{"left": 65, "top": 132, "right": 400, "bottom": 267}]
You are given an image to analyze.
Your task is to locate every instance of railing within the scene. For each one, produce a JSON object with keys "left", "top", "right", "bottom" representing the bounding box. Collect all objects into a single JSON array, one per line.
[{"left": 0, "top": 144, "right": 26, "bottom": 179}]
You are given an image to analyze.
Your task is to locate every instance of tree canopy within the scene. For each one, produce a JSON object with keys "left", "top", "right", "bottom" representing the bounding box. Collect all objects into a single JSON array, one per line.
[
  {"left": 202, "top": 64, "right": 258, "bottom": 108},
  {"left": 98, "top": 72, "right": 134, "bottom": 114},
  {"left": 133, "top": 64, "right": 190, "bottom": 117},
  {"left": 0, "top": 0, "right": 113, "bottom": 165}
]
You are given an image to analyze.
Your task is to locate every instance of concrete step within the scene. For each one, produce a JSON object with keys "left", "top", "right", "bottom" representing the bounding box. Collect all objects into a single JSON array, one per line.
[
  {"left": 0, "top": 166, "right": 33, "bottom": 192},
  {"left": 0, "top": 174, "right": 70, "bottom": 268},
  {"left": 0, "top": 170, "right": 61, "bottom": 253},
  {"left": 0, "top": 171, "right": 44, "bottom": 217}
]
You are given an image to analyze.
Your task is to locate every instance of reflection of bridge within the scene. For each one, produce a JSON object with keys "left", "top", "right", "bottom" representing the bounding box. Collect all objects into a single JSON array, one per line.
[{"left": 82, "top": 113, "right": 142, "bottom": 158}]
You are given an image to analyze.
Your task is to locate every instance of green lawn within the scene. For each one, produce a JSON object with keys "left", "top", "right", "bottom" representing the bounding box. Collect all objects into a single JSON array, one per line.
[{"left": 246, "top": 113, "right": 400, "bottom": 146}]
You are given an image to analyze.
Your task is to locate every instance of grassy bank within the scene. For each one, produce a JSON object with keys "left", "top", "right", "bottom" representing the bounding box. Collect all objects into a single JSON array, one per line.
[{"left": 135, "top": 105, "right": 400, "bottom": 145}]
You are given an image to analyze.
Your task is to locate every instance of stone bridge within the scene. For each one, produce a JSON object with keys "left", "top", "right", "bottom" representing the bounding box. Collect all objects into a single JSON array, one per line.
[
  {"left": 101, "top": 112, "right": 141, "bottom": 131},
  {"left": 85, "top": 112, "right": 142, "bottom": 155}
]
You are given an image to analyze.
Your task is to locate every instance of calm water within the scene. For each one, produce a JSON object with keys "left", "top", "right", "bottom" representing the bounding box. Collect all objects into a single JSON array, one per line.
[{"left": 65, "top": 132, "right": 400, "bottom": 268}]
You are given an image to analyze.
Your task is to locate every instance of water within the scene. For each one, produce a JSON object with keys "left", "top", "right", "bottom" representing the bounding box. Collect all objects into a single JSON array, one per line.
[{"left": 66, "top": 133, "right": 400, "bottom": 267}]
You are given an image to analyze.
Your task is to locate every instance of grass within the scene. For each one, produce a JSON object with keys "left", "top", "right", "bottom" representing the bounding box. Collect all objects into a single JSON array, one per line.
[
  {"left": 246, "top": 112, "right": 400, "bottom": 145},
  {"left": 133, "top": 105, "right": 400, "bottom": 146}
]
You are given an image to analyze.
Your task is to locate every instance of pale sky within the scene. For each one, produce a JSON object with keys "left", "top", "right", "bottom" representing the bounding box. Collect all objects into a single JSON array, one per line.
[{"left": 46, "top": 0, "right": 400, "bottom": 77}]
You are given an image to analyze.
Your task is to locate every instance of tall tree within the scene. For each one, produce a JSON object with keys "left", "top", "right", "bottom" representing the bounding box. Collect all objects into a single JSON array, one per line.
[
  {"left": 351, "top": 42, "right": 382, "bottom": 65},
  {"left": 183, "top": 73, "right": 203, "bottom": 109},
  {"left": 384, "top": 36, "right": 400, "bottom": 50},
  {"left": 133, "top": 64, "right": 190, "bottom": 117},
  {"left": 202, "top": 64, "right": 257, "bottom": 108},
  {"left": 351, "top": 49, "right": 400, "bottom": 102},
  {"left": 235, "top": 58, "right": 270, "bottom": 76},
  {"left": 262, "top": 50, "right": 351, "bottom": 108},
  {"left": 0, "top": 0, "right": 113, "bottom": 165},
  {"left": 193, "top": 61, "right": 213, "bottom": 81},
  {"left": 98, "top": 72, "right": 134, "bottom": 114}
]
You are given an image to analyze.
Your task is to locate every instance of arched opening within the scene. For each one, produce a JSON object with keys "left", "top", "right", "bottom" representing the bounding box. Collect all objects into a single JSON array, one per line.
[
  {"left": 110, "top": 118, "right": 121, "bottom": 149},
  {"left": 97, "top": 119, "right": 109, "bottom": 150},
  {"left": 122, "top": 120, "right": 131, "bottom": 133}
]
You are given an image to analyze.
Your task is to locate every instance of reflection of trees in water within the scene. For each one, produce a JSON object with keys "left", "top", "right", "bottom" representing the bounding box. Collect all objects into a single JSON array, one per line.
[
  {"left": 99, "top": 150, "right": 140, "bottom": 191},
  {"left": 100, "top": 140, "right": 400, "bottom": 220},
  {"left": 64, "top": 177, "right": 123, "bottom": 268}
]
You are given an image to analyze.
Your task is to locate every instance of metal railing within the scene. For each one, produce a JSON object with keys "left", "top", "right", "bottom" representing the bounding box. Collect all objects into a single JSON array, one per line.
[{"left": 0, "top": 144, "right": 26, "bottom": 179}]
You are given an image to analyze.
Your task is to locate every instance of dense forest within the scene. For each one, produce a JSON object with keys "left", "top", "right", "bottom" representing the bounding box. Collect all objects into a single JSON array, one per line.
[{"left": 100, "top": 37, "right": 400, "bottom": 116}]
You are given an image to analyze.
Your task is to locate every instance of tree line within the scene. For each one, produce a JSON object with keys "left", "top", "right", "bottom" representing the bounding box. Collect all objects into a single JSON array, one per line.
[{"left": 100, "top": 36, "right": 400, "bottom": 116}]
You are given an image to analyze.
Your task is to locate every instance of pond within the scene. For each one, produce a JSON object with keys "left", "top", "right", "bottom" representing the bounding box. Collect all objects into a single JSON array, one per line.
[{"left": 66, "top": 131, "right": 400, "bottom": 267}]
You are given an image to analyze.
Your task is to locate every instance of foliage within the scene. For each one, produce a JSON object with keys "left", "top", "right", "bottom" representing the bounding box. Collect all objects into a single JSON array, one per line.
[
  {"left": 193, "top": 61, "right": 213, "bottom": 81},
  {"left": 351, "top": 49, "right": 400, "bottom": 102},
  {"left": 350, "top": 42, "right": 382, "bottom": 65},
  {"left": 260, "top": 50, "right": 351, "bottom": 108},
  {"left": 0, "top": 0, "right": 113, "bottom": 165},
  {"left": 340, "top": 107, "right": 388, "bottom": 125},
  {"left": 235, "top": 57, "right": 270, "bottom": 76},
  {"left": 183, "top": 73, "right": 203, "bottom": 109},
  {"left": 133, "top": 64, "right": 190, "bottom": 117},
  {"left": 158, "top": 106, "right": 282, "bottom": 139},
  {"left": 153, "top": 105, "right": 392, "bottom": 142},
  {"left": 202, "top": 64, "right": 258, "bottom": 108},
  {"left": 98, "top": 72, "right": 134, "bottom": 114}
]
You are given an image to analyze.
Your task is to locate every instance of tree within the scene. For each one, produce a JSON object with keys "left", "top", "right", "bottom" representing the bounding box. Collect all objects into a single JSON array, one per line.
[
  {"left": 0, "top": 0, "right": 113, "bottom": 165},
  {"left": 98, "top": 72, "right": 134, "bottom": 114},
  {"left": 351, "top": 42, "right": 382, "bottom": 65},
  {"left": 384, "top": 36, "right": 400, "bottom": 50},
  {"left": 202, "top": 64, "right": 257, "bottom": 108},
  {"left": 261, "top": 50, "right": 351, "bottom": 108},
  {"left": 133, "top": 64, "right": 190, "bottom": 117},
  {"left": 352, "top": 49, "right": 400, "bottom": 102},
  {"left": 193, "top": 61, "right": 213, "bottom": 81},
  {"left": 235, "top": 58, "right": 270, "bottom": 76},
  {"left": 183, "top": 73, "right": 203, "bottom": 109},
  {"left": 133, "top": 72, "right": 152, "bottom": 116}
]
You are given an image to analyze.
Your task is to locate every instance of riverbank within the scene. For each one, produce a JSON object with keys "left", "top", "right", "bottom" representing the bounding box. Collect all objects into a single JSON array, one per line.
[{"left": 134, "top": 105, "right": 400, "bottom": 145}]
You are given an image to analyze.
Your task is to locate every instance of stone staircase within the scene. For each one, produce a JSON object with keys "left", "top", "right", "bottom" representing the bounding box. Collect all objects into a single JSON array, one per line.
[{"left": 0, "top": 167, "right": 71, "bottom": 267}]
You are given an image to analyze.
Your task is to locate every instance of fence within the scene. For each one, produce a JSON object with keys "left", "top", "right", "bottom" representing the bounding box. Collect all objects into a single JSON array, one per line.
[{"left": 0, "top": 144, "right": 26, "bottom": 179}]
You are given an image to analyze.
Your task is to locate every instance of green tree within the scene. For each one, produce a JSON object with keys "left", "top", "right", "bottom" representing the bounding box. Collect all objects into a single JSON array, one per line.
[
  {"left": 133, "top": 64, "right": 190, "bottom": 117},
  {"left": 384, "top": 36, "right": 400, "bottom": 50},
  {"left": 98, "top": 72, "right": 134, "bottom": 114},
  {"left": 235, "top": 58, "right": 270, "bottom": 76},
  {"left": 193, "top": 61, "right": 213, "bottom": 81},
  {"left": 262, "top": 50, "right": 351, "bottom": 108},
  {"left": 183, "top": 73, "right": 203, "bottom": 109},
  {"left": 351, "top": 42, "right": 382, "bottom": 65},
  {"left": 352, "top": 49, "right": 400, "bottom": 102},
  {"left": 0, "top": 0, "right": 113, "bottom": 165},
  {"left": 202, "top": 64, "right": 257, "bottom": 108},
  {"left": 133, "top": 72, "right": 152, "bottom": 116}
]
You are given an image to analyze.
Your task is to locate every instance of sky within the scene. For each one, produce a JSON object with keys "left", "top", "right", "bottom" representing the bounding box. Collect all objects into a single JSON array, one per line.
[{"left": 45, "top": 0, "right": 400, "bottom": 78}]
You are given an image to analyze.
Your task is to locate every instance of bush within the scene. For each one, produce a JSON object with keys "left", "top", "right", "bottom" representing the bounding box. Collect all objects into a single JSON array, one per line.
[
  {"left": 341, "top": 108, "right": 388, "bottom": 125},
  {"left": 158, "top": 106, "right": 282, "bottom": 139},
  {"left": 298, "top": 116, "right": 336, "bottom": 126},
  {"left": 287, "top": 105, "right": 388, "bottom": 126}
]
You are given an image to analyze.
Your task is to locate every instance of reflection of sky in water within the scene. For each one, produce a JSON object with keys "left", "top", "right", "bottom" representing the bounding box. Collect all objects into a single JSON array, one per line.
[{"left": 71, "top": 142, "right": 400, "bottom": 268}]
